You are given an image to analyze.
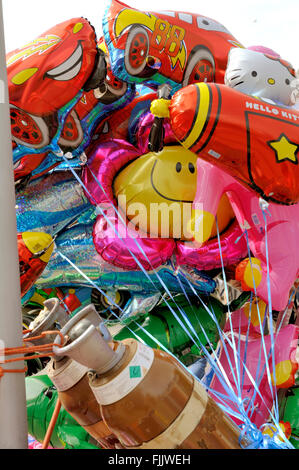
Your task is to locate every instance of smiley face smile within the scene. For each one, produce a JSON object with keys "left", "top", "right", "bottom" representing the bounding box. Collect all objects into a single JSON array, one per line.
[{"left": 150, "top": 159, "right": 195, "bottom": 203}]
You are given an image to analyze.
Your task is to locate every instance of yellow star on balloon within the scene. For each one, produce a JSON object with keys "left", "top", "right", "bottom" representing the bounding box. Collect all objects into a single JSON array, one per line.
[{"left": 268, "top": 134, "right": 299, "bottom": 164}]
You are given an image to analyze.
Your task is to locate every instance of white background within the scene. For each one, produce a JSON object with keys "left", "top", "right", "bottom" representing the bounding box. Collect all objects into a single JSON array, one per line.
[{"left": 2, "top": 0, "right": 298, "bottom": 70}]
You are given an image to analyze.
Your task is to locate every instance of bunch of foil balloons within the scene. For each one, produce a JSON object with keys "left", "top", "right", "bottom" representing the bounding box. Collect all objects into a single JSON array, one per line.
[{"left": 8, "top": 0, "right": 299, "bottom": 450}]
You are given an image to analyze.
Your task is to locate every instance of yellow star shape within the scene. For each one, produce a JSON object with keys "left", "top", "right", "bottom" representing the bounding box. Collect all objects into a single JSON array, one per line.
[{"left": 268, "top": 134, "right": 298, "bottom": 164}]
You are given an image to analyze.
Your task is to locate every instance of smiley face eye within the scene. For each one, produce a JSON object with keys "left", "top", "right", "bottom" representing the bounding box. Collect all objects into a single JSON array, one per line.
[
  {"left": 176, "top": 162, "right": 182, "bottom": 173},
  {"left": 189, "top": 163, "right": 195, "bottom": 174},
  {"left": 285, "top": 78, "right": 290, "bottom": 85},
  {"left": 251, "top": 71, "right": 257, "bottom": 77}
]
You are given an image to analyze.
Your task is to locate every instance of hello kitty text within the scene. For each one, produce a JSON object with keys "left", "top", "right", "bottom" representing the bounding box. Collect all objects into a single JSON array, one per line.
[{"left": 245, "top": 100, "right": 299, "bottom": 122}]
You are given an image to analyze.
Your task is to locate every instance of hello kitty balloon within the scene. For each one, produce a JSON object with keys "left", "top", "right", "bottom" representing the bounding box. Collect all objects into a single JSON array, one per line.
[{"left": 225, "top": 46, "right": 298, "bottom": 106}]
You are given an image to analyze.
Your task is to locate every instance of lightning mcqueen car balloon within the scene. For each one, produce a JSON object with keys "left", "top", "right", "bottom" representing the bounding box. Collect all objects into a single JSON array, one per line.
[
  {"left": 102, "top": 0, "right": 243, "bottom": 90},
  {"left": 7, "top": 17, "right": 98, "bottom": 166},
  {"left": 7, "top": 21, "right": 139, "bottom": 187},
  {"left": 7, "top": 18, "right": 97, "bottom": 117}
]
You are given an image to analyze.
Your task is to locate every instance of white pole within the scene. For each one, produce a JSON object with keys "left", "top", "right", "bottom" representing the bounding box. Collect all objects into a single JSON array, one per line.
[{"left": 0, "top": 0, "right": 28, "bottom": 449}]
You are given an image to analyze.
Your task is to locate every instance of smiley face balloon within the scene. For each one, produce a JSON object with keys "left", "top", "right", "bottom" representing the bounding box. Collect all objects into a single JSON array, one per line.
[
  {"left": 113, "top": 146, "right": 197, "bottom": 239},
  {"left": 82, "top": 111, "right": 244, "bottom": 271}
]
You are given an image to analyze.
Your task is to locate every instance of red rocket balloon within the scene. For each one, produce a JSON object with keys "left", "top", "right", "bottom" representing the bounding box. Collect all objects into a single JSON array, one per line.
[{"left": 169, "top": 82, "right": 299, "bottom": 205}]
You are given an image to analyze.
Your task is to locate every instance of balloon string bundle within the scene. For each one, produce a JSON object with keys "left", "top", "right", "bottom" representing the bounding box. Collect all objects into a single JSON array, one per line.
[
  {"left": 63, "top": 159, "right": 291, "bottom": 440},
  {"left": 220, "top": 217, "right": 283, "bottom": 432},
  {"left": 211, "top": 219, "right": 282, "bottom": 429},
  {"left": 51, "top": 158, "right": 294, "bottom": 448},
  {"left": 61, "top": 154, "right": 210, "bottom": 352},
  {"left": 240, "top": 208, "right": 280, "bottom": 422},
  {"left": 262, "top": 206, "right": 279, "bottom": 416}
]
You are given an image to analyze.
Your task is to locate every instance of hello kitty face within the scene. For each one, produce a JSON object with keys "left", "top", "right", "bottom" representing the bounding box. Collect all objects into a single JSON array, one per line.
[{"left": 225, "top": 48, "right": 298, "bottom": 106}]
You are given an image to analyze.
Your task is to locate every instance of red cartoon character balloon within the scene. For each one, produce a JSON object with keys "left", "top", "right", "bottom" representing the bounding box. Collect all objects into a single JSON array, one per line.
[
  {"left": 7, "top": 18, "right": 98, "bottom": 116},
  {"left": 103, "top": 0, "right": 243, "bottom": 90},
  {"left": 7, "top": 17, "right": 100, "bottom": 158}
]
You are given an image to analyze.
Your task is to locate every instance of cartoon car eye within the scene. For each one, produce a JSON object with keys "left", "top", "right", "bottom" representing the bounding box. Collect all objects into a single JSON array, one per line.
[
  {"left": 196, "top": 16, "right": 231, "bottom": 34},
  {"left": 183, "top": 46, "right": 215, "bottom": 87},
  {"left": 10, "top": 105, "right": 50, "bottom": 149},
  {"left": 124, "top": 25, "right": 150, "bottom": 76}
]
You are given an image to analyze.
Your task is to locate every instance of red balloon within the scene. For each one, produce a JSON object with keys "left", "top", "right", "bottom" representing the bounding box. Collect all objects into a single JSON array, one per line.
[
  {"left": 169, "top": 82, "right": 299, "bottom": 205},
  {"left": 103, "top": 0, "right": 243, "bottom": 87},
  {"left": 7, "top": 18, "right": 97, "bottom": 116}
]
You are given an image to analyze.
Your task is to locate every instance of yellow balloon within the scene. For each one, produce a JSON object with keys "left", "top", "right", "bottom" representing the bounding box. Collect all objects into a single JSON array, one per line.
[
  {"left": 113, "top": 145, "right": 234, "bottom": 240},
  {"left": 243, "top": 298, "right": 267, "bottom": 327}
]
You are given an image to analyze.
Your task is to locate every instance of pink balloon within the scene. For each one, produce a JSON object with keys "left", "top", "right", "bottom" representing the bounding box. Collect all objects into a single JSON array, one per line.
[
  {"left": 93, "top": 211, "right": 175, "bottom": 271},
  {"left": 248, "top": 45, "right": 281, "bottom": 58},
  {"left": 176, "top": 221, "right": 246, "bottom": 270},
  {"left": 193, "top": 158, "right": 299, "bottom": 310},
  {"left": 82, "top": 139, "right": 140, "bottom": 206},
  {"left": 82, "top": 114, "right": 246, "bottom": 271},
  {"left": 209, "top": 322, "right": 299, "bottom": 427}
]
